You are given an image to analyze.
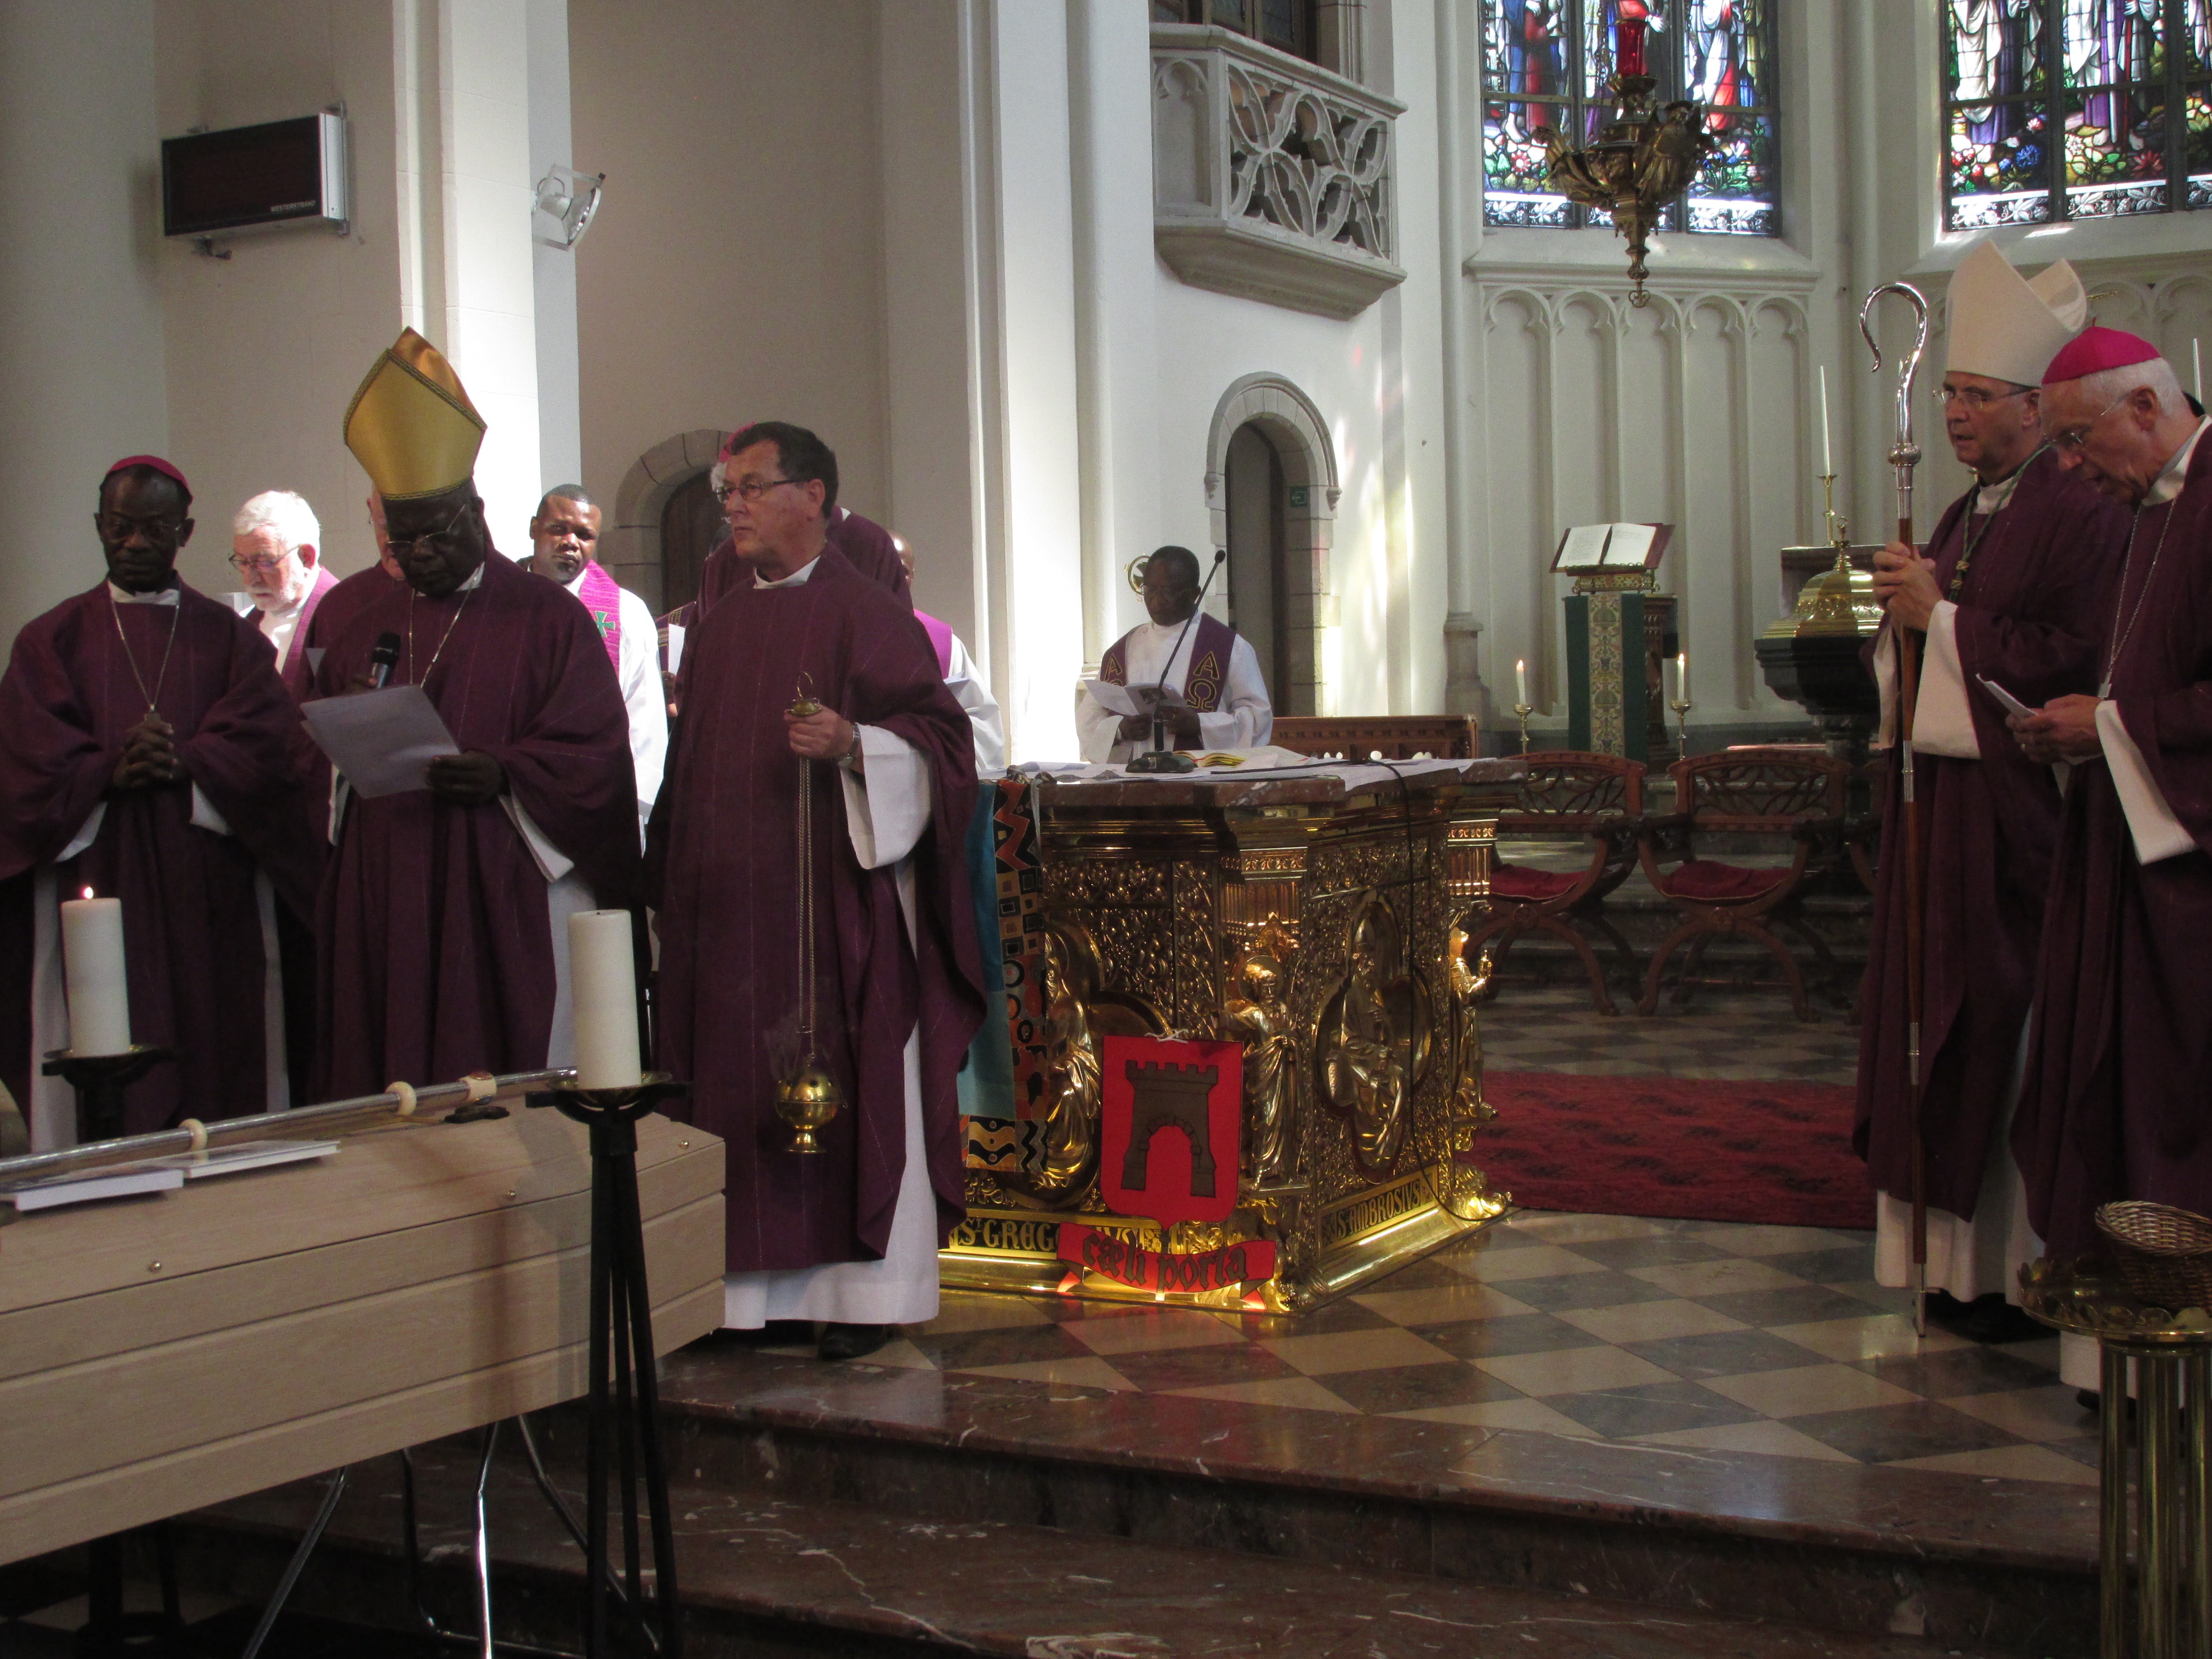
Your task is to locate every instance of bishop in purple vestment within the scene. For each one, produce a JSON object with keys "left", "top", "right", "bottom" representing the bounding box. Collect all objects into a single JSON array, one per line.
[
  {"left": 649, "top": 422, "right": 984, "bottom": 1363},
  {"left": 310, "top": 330, "right": 638, "bottom": 1098},
  {"left": 2012, "top": 334, "right": 2212, "bottom": 1291},
  {"left": 1851, "top": 241, "right": 2126, "bottom": 1325},
  {"left": 0, "top": 458, "right": 323, "bottom": 1145}
]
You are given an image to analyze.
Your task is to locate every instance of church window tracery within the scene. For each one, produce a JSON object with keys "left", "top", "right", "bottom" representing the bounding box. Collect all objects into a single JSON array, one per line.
[
  {"left": 1947, "top": 0, "right": 2212, "bottom": 227},
  {"left": 1480, "top": 1, "right": 1779, "bottom": 236}
]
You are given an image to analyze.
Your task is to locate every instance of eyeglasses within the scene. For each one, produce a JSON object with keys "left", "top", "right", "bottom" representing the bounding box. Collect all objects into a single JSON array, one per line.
[
  {"left": 386, "top": 503, "right": 474, "bottom": 560},
  {"left": 228, "top": 552, "right": 292, "bottom": 574},
  {"left": 1932, "top": 384, "right": 2033, "bottom": 411},
  {"left": 2052, "top": 392, "right": 2134, "bottom": 453},
  {"left": 715, "top": 477, "right": 806, "bottom": 505},
  {"left": 97, "top": 513, "right": 186, "bottom": 545}
]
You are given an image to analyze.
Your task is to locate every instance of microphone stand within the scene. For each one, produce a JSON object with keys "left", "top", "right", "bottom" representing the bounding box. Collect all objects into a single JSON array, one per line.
[{"left": 1127, "top": 551, "right": 1227, "bottom": 776}]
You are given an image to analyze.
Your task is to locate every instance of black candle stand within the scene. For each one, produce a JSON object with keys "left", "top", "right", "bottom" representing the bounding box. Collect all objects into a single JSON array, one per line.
[
  {"left": 526, "top": 1074, "right": 691, "bottom": 1659},
  {"left": 40, "top": 1045, "right": 178, "bottom": 1148}
]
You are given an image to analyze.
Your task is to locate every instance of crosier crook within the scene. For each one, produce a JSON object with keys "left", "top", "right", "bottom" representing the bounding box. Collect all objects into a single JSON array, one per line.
[{"left": 1861, "top": 280, "right": 1932, "bottom": 1338}]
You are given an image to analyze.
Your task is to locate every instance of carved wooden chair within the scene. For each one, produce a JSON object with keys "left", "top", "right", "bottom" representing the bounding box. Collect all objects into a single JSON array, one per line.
[
  {"left": 1461, "top": 752, "right": 1647, "bottom": 1016},
  {"left": 1635, "top": 748, "right": 1853, "bottom": 1022}
]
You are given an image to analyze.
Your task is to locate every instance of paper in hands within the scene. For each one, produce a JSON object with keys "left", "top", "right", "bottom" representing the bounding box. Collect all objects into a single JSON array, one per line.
[
  {"left": 1082, "top": 679, "right": 1190, "bottom": 720},
  {"left": 1976, "top": 676, "right": 2036, "bottom": 721},
  {"left": 301, "top": 684, "right": 461, "bottom": 797}
]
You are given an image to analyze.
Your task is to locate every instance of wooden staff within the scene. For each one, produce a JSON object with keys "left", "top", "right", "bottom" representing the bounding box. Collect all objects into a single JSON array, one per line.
[{"left": 1860, "top": 281, "right": 1931, "bottom": 1338}]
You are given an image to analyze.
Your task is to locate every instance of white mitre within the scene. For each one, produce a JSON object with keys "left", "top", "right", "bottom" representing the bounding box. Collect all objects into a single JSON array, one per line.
[{"left": 1946, "top": 238, "right": 2087, "bottom": 387}]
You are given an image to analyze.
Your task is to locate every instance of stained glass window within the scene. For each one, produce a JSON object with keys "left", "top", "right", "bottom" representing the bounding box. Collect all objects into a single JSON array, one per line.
[
  {"left": 1481, "top": 1, "right": 1780, "bottom": 236},
  {"left": 1947, "top": 1, "right": 2212, "bottom": 228}
]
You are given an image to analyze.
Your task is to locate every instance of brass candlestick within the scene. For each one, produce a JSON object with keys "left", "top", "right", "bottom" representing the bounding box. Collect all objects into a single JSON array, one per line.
[
  {"left": 773, "top": 679, "right": 844, "bottom": 1154},
  {"left": 1670, "top": 694, "right": 1693, "bottom": 758},
  {"left": 1512, "top": 702, "right": 1533, "bottom": 756}
]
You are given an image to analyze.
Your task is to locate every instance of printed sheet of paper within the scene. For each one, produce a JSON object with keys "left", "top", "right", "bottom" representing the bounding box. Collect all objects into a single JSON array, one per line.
[
  {"left": 301, "top": 685, "right": 460, "bottom": 798},
  {"left": 1082, "top": 680, "right": 1190, "bottom": 719}
]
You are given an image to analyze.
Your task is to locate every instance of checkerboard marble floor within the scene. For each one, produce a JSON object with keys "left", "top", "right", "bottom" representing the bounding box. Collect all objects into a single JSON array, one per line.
[
  {"left": 779, "top": 1211, "right": 2099, "bottom": 1486},
  {"left": 1481, "top": 984, "right": 1864, "bottom": 1084}
]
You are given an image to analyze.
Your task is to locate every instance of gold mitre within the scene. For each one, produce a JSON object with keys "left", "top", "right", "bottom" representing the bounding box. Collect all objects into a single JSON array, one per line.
[{"left": 343, "top": 328, "right": 486, "bottom": 501}]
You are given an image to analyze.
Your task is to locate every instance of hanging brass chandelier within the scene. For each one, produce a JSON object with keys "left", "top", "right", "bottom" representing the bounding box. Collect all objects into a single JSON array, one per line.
[{"left": 1535, "top": 13, "right": 1714, "bottom": 307}]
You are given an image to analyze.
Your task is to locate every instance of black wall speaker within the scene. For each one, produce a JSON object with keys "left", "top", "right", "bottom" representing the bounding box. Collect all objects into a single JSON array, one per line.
[{"left": 162, "top": 113, "right": 348, "bottom": 240}]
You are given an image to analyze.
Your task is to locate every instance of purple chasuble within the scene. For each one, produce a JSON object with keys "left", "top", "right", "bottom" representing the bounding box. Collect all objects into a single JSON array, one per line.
[
  {"left": 2014, "top": 436, "right": 2212, "bottom": 1255},
  {"left": 309, "top": 553, "right": 639, "bottom": 1098},
  {"left": 276, "top": 565, "right": 341, "bottom": 703},
  {"left": 647, "top": 548, "right": 985, "bottom": 1272},
  {"left": 1854, "top": 450, "right": 2125, "bottom": 1218},
  {"left": 1098, "top": 613, "right": 1236, "bottom": 713},
  {"left": 0, "top": 582, "right": 324, "bottom": 1132}
]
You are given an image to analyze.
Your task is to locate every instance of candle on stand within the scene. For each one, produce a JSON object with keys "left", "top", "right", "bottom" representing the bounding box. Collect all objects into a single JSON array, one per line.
[
  {"left": 1675, "top": 649, "right": 1688, "bottom": 705},
  {"left": 1818, "top": 365, "right": 1833, "bottom": 478},
  {"left": 60, "top": 890, "right": 131, "bottom": 1056},
  {"left": 1614, "top": 15, "right": 1647, "bottom": 77},
  {"left": 2195, "top": 338, "right": 2203, "bottom": 403},
  {"left": 568, "top": 909, "right": 644, "bottom": 1089},
  {"left": 1515, "top": 658, "right": 1529, "bottom": 706}
]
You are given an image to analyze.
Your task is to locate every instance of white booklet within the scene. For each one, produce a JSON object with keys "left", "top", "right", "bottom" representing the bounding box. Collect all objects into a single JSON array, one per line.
[
  {"left": 1082, "top": 680, "right": 1190, "bottom": 720},
  {"left": 0, "top": 1165, "right": 182, "bottom": 1212},
  {"left": 301, "top": 684, "right": 461, "bottom": 798}
]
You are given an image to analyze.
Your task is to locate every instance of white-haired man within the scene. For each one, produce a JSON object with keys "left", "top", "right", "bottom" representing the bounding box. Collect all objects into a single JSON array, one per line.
[
  {"left": 2010, "top": 327, "right": 2212, "bottom": 1394},
  {"left": 232, "top": 490, "right": 337, "bottom": 701}
]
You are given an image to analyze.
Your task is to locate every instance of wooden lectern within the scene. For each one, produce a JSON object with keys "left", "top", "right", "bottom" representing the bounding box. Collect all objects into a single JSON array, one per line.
[{"left": 0, "top": 1110, "right": 724, "bottom": 1565}]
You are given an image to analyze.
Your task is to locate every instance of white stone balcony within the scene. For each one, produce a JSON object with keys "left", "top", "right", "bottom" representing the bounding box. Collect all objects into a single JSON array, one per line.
[{"left": 1151, "top": 24, "right": 1407, "bottom": 321}]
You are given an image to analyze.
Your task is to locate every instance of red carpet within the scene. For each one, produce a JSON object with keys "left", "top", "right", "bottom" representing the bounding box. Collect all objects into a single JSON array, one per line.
[{"left": 1470, "top": 1072, "right": 1874, "bottom": 1230}]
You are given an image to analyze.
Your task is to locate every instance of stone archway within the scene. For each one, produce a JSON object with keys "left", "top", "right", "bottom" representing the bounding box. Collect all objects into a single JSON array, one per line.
[
  {"left": 1205, "top": 374, "right": 1339, "bottom": 716},
  {"left": 602, "top": 428, "right": 726, "bottom": 615}
]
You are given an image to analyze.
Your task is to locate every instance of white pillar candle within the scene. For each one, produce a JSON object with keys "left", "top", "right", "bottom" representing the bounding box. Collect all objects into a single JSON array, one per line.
[
  {"left": 568, "top": 909, "right": 644, "bottom": 1089},
  {"left": 2195, "top": 338, "right": 2203, "bottom": 403},
  {"left": 60, "top": 890, "right": 131, "bottom": 1056},
  {"left": 1676, "top": 649, "right": 1688, "bottom": 705},
  {"left": 1515, "top": 658, "right": 1528, "bottom": 706},
  {"left": 1818, "top": 365, "right": 1833, "bottom": 478}
]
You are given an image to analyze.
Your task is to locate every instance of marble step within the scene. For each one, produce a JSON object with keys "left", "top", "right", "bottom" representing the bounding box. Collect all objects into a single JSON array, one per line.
[
  {"left": 164, "top": 1442, "right": 2031, "bottom": 1659},
  {"left": 641, "top": 1348, "right": 2099, "bottom": 1657}
]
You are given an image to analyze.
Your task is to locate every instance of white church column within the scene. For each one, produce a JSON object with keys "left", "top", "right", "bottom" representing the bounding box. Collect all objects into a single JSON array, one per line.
[
  {"left": 983, "top": 0, "right": 1086, "bottom": 760},
  {"left": 397, "top": 0, "right": 544, "bottom": 553},
  {"left": 527, "top": 0, "right": 583, "bottom": 489},
  {"left": 1067, "top": 0, "right": 1163, "bottom": 672},
  {"left": 0, "top": 0, "right": 167, "bottom": 641}
]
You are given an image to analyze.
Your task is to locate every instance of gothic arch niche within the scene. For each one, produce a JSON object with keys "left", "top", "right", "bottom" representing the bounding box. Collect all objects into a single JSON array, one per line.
[
  {"left": 1206, "top": 374, "right": 1339, "bottom": 718},
  {"left": 604, "top": 428, "right": 727, "bottom": 616}
]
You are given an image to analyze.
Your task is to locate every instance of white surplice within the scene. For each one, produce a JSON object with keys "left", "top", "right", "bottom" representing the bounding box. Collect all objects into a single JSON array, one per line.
[
  {"left": 26, "top": 584, "right": 287, "bottom": 1150},
  {"left": 721, "top": 555, "right": 942, "bottom": 1329},
  {"left": 943, "top": 630, "right": 1005, "bottom": 773},
  {"left": 1074, "top": 617, "right": 1272, "bottom": 763}
]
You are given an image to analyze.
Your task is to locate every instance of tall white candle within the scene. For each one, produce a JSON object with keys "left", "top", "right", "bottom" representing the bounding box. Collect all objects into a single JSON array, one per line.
[
  {"left": 1515, "top": 658, "right": 1529, "bottom": 706},
  {"left": 568, "top": 910, "right": 643, "bottom": 1089},
  {"left": 60, "top": 891, "right": 131, "bottom": 1056},
  {"left": 2195, "top": 338, "right": 2203, "bottom": 403},
  {"left": 1818, "top": 365, "right": 1833, "bottom": 478},
  {"left": 1676, "top": 649, "right": 1688, "bottom": 705}
]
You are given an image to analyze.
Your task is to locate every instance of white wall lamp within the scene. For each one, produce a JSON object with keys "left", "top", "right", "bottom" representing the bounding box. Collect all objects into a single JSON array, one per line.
[{"left": 533, "top": 164, "right": 605, "bottom": 250}]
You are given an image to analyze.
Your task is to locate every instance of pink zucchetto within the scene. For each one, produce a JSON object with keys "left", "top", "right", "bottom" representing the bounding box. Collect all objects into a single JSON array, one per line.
[{"left": 2044, "top": 326, "right": 2163, "bottom": 385}]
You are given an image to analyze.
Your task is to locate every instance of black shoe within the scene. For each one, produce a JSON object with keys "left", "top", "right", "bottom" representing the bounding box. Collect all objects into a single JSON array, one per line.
[
  {"left": 716, "top": 1319, "right": 815, "bottom": 1347},
  {"left": 817, "top": 1322, "right": 890, "bottom": 1361}
]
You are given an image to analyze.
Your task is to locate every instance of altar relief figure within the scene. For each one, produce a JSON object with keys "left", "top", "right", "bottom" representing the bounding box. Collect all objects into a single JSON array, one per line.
[
  {"left": 1225, "top": 946, "right": 1301, "bottom": 1187},
  {"left": 1317, "top": 896, "right": 1422, "bottom": 1176},
  {"left": 1032, "top": 929, "right": 1103, "bottom": 1200}
]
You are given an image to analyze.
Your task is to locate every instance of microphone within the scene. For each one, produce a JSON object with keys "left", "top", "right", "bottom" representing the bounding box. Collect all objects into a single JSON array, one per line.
[
  {"left": 1130, "top": 551, "right": 1228, "bottom": 775},
  {"left": 368, "top": 631, "right": 403, "bottom": 689}
]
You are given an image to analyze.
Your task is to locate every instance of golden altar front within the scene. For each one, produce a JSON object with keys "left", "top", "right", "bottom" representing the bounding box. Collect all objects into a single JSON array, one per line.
[{"left": 943, "top": 757, "right": 1526, "bottom": 1312}]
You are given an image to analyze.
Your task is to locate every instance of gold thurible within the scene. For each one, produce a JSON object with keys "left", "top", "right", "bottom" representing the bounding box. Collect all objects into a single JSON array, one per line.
[{"left": 773, "top": 676, "right": 845, "bottom": 1153}]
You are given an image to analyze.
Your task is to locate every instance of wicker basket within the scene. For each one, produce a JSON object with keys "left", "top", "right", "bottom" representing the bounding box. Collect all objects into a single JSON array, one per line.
[{"left": 2095, "top": 1201, "right": 2212, "bottom": 1311}]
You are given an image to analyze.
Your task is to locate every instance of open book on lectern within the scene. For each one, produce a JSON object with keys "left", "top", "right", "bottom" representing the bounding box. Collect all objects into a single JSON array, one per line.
[{"left": 1550, "top": 522, "right": 1673, "bottom": 575}]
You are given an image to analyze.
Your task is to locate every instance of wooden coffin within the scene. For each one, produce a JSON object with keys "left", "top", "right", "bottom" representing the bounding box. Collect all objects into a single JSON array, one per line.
[{"left": 0, "top": 1109, "right": 725, "bottom": 1563}]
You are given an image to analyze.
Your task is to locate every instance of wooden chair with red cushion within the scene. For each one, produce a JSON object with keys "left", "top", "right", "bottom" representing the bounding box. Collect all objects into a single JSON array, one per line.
[
  {"left": 1462, "top": 752, "right": 1647, "bottom": 1016},
  {"left": 1635, "top": 747, "right": 1854, "bottom": 1022}
]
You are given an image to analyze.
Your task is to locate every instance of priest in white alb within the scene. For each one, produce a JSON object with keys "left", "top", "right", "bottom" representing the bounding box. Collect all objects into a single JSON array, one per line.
[{"left": 1076, "top": 545, "right": 1272, "bottom": 762}]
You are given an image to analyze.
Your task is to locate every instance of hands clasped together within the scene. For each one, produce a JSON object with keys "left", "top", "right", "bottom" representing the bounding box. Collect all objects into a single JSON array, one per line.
[
  {"left": 1877, "top": 539, "right": 2104, "bottom": 765},
  {"left": 112, "top": 712, "right": 185, "bottom": 791}
]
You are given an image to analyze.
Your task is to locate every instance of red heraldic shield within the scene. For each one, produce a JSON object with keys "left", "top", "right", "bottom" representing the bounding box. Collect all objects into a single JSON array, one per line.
[{"left": 1099, "top": 1036, "right": 1243, "bottom": 1226}]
